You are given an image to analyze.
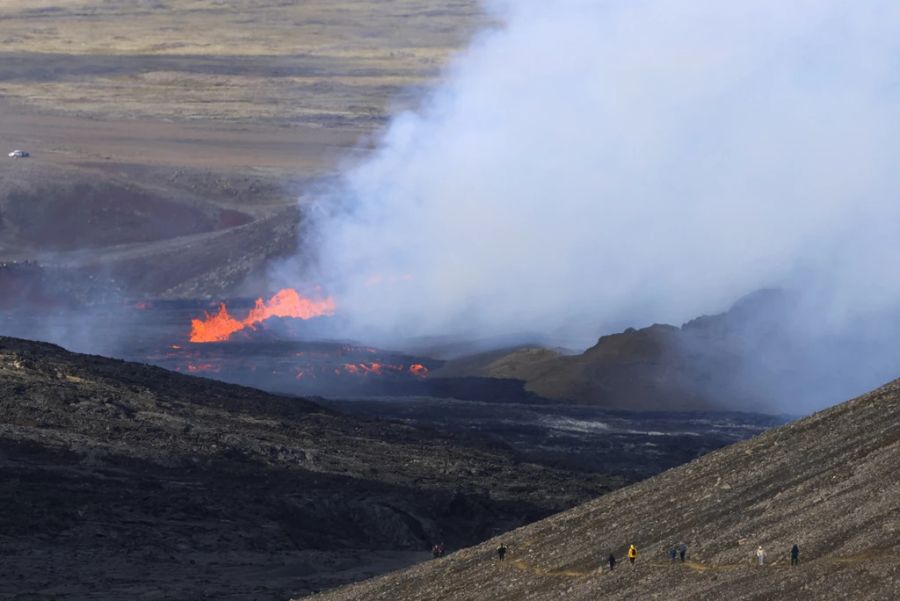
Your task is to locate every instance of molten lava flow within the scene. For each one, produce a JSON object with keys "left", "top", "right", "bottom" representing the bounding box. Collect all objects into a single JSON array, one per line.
[
  {"left": 185, "top": 362, "right": 219, "bottom": 373},
  {"left": 361, "top": 362, "right": 383, "bottom": 375},
  {"left": 336, "top": 362, "right": 427, "bottom": 378},
  {"left": 409, "top": 363, "right": 429, "bottom": 377},
  {"left": 342, "top": 362, "right": 387, "bottom": 376},
  {"left": 190, "top": 288, "right": 336, "bottom": 343},
  {"left": 190, "top": 303, "right": 245, "bottom": 343},
  {"left": 244, "top": 288, "right": 335, "bottom": 323}
]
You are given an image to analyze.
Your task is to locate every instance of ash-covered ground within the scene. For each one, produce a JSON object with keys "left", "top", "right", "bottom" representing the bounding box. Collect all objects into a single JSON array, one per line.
[
  {"left": 0, "top": 337, "right": 616, "bottom": 601},
  {"left": 319, "top": 398, "right": 788, "bottom": 481}
]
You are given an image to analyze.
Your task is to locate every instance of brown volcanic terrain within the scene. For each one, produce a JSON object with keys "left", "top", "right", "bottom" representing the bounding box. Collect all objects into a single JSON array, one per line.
[
  {"left": 305, "top": 379, "right": 900, "bottom": 601},
  {"left": 436, "top": 290, "right": 803, "bottom": 411},
  {"left": 0, "top": 336, "right": 616, "bottom": 600},
  {"left": 436, "top": 326, "right": 725, "bottom": 410},
  {"left": 435, "top": 327, "right": 704, "bottom": 410},
  {"left": 0, "top": 1, "right": 483, "bottom": 126}
]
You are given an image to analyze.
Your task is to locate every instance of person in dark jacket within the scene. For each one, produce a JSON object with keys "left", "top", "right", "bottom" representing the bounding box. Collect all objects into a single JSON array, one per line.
[
  {"left": 497, "top": 543, "right": 508, "bottom": 561},
  {"left": 608, "top": 553, "right": 616, "bottom": 570},
  {"left": 678, "top": 542, "right": 688, "bottom": 562},
  {"left": 790, "top": 544, "right": 800, "bottom": 566}
]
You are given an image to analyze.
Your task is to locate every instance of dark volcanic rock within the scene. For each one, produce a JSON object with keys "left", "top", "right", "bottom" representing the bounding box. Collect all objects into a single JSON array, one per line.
[
  {"left": 0, "top": 337, "right": 617, "bottom": 600},
  {"left": 305, "top": 379, "right": 900, "bottom": 601},
  {"left": 322, "top": 397, "right": 786, "bottom": 481}
]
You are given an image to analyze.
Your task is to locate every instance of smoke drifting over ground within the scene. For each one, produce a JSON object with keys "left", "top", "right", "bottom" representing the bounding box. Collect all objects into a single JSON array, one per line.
[
  {"left": 288, "top": 0, "right": 900, "bottom": 410},
  {"left": 300, "top": 0, "right": 900, "bottom": 340}
]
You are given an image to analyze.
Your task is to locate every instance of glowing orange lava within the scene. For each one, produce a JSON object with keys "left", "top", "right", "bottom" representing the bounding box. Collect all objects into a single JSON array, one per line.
[
  {"left": 342, "top": 362, "right": 387, "bottom": 375},
  {"left": 409, "top": 363, "right": 429, "bottom": 377},
  {"left": 190, "top": 288, "right": 336, "bottom": 343}
]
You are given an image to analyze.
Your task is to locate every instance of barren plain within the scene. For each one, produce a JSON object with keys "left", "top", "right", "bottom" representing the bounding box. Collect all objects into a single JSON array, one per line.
[{"left": 0, "top": 0, "right": 484, "bottom": 299}]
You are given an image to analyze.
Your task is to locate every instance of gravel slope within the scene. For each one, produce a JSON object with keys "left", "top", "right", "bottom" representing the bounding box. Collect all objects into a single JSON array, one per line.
[{"left": 305, "top": 379, "right": 900, "bottom": 600}]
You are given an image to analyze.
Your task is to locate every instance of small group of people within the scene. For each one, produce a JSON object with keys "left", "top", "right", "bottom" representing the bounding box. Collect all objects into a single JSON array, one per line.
[
  {"left": 605, "top": 541, "right": 799, "bottom": 570},
  {"left": 431, "top": 542, "right": 446, "bottom": 558},
  {"left": 668, "top": 543, "right": 688, "bottom": 562},
  {"left": 755, "top": 544, "right": 800, "bottom": 566},
  {"left": 605, "top": 544, "right": 637, "bottom": 570},
  {"left": 489, "top": 540, "right": 801, "bottom": 570}
]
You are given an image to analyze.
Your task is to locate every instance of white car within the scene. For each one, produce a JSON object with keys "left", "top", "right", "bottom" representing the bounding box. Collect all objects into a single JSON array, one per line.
[{"left": 8, "top": 150, "right": 29, "bottom": 158}]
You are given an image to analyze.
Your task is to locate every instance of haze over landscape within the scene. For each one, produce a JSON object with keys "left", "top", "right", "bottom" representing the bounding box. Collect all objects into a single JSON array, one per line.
[
  {"left": 303, "top": 0, "right": 900, "bottom": 338},
  {"left": 287, "top": 0, "right": 900, "bottom": 411},
  {"left": 0, "top": 1, "right": 898, "bottom": 600}
]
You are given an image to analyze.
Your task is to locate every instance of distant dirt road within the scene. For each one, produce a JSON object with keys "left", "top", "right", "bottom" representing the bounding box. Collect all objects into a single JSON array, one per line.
[
  {"left": 0, "top": 98, "right": 364, "bottom": 173},
  {"left": 0, "top": 97, "right": 368, "bottom": 299}
]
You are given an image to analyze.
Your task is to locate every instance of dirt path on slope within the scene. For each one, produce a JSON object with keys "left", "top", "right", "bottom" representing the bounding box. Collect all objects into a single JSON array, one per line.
[{"left": 505, "top": 550, "right": 898, "bottom": 579}]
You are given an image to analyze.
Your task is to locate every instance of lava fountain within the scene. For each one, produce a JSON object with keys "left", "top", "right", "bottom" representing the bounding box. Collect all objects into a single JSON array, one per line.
[{"left": 190, "top": 288, "right": 336, "bottom": 343}]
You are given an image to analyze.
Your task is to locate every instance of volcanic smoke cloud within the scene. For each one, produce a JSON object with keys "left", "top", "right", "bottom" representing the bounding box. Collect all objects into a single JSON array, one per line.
[{"left": 289, "top": 1, "right": 900, "bottom": 409}]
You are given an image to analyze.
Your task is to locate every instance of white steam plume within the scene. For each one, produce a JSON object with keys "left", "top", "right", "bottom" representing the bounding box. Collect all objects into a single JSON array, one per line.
[{"left": 294, "top": 0, "right": 900, "bottom": 355}]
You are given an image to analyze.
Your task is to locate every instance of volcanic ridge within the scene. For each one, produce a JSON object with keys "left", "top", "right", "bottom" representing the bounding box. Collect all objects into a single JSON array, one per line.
[{"left": 0, "top": 336, "right": 617, "bottom": 600}]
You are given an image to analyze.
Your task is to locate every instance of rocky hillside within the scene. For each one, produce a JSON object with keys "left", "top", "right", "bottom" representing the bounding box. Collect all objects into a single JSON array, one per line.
[
  {"left": 436, "top": 323, "right": 715, "bottom": 410},
  {"left": 436, "top": 289, "right": 879, "bottom": 412},
  {"left": 305, "top": 378, "right": 900, "bottom": 600},
  {"left": 0, "top": 337, "right": 616, "bottom": 600}
]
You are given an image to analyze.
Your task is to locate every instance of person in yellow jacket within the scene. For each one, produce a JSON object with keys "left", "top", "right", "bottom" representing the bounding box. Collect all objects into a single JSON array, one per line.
[{"left": 628, "top": 544, "right": 638, "bottom": 565}]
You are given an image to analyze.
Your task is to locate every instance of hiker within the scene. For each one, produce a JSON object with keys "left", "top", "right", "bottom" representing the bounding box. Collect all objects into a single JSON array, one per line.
[
  {"left": 678, "top": 542, "right": 688, "bottom": 562},
  {"left": 790, "top": 544, "right": 800, "bottom": 566},
  {"left": 756, "top": 546, "right": 766, "bottom": 566},
  {"left": 497, "top": 543, "right": 508, "bottom": 561},
  {"left": 432, "top": 544, "right": 441, "bottom": 559},
  {"left": 437, "top": 542, "right": 445, "bottom": 558},
  {"left": 669, "top": 548, "right": 677, "bottom": 562},
  {"left": 628, "top": 544, "right": 638, "bottom": 565},
  {"left": 608, "top": 553, "right": 616, "bottom": 571}
]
